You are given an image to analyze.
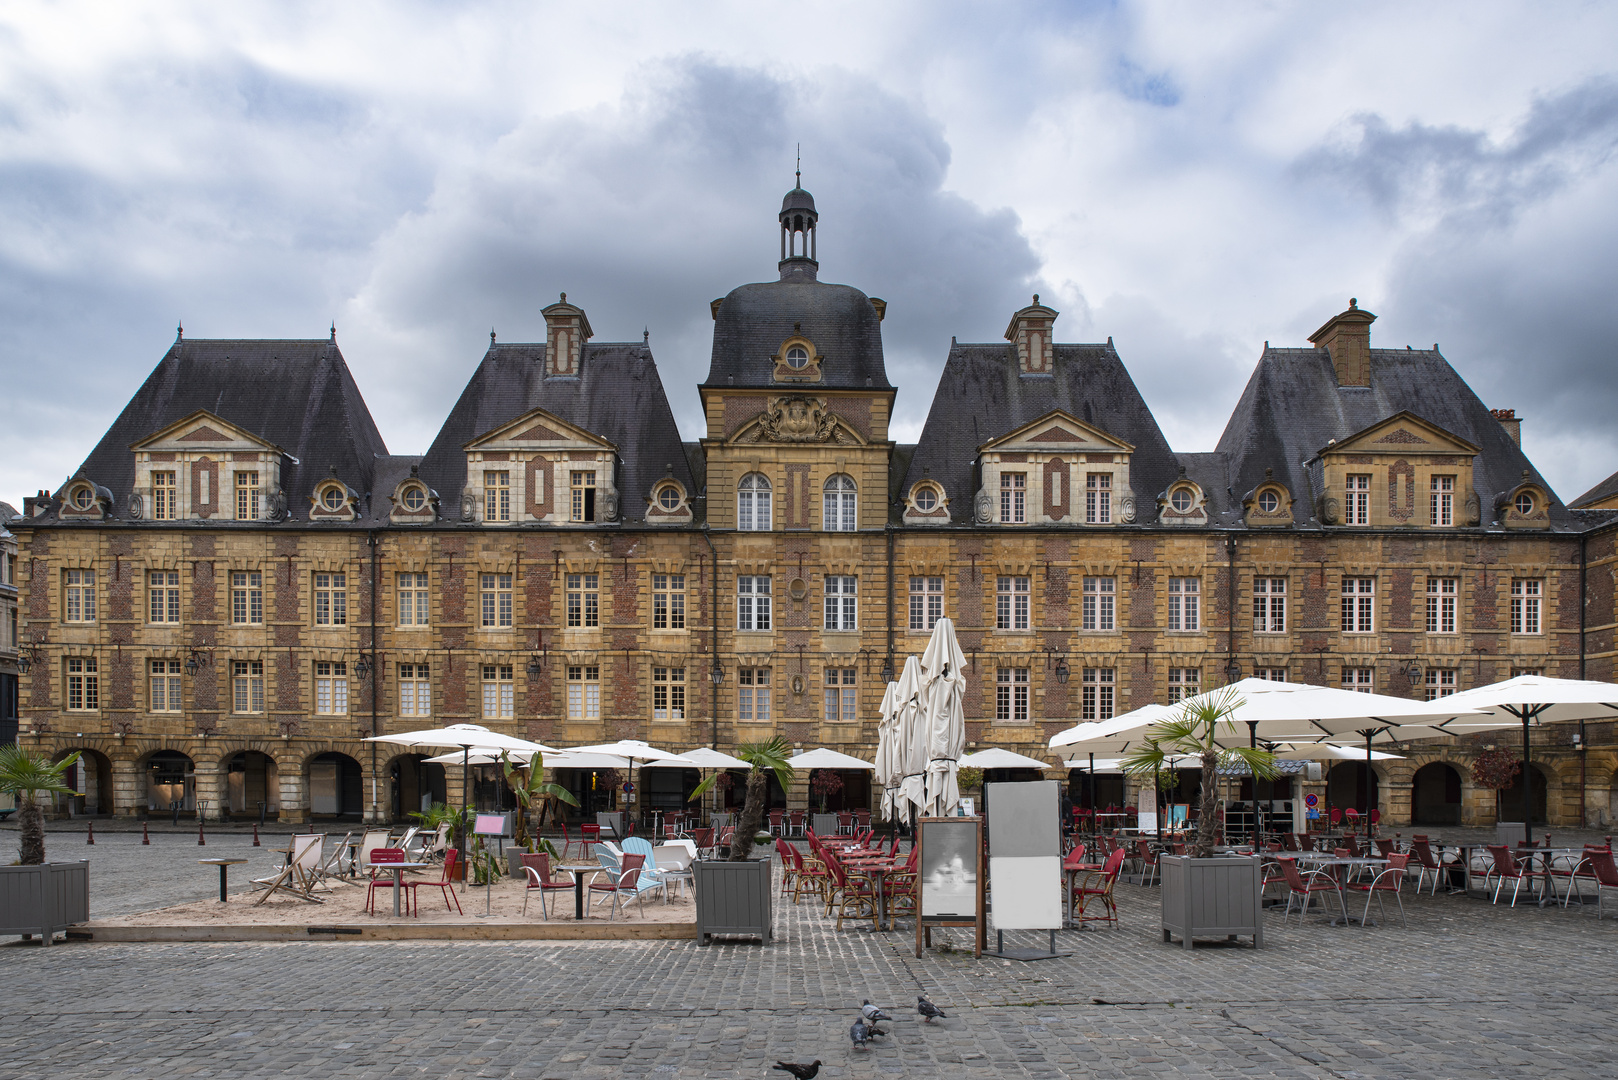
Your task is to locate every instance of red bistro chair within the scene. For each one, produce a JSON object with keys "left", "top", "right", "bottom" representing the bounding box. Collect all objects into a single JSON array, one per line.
[
  {"left": 365, "top": 848, "right": 410, "bottom": 915},
  {"left": 588, "top": 853, "right": 651, "bottom": 920},
  {"left": 1484, "top": 844, "right": 1537, "bottom": 907},
  {"left": 1278, "top": 858, "right": 1342, "bottom": 925},
  {"left": 1346, "top": 853, "right": 1408, "bottom": 927},
  {"left": 407, "top": 849, "right": 463, "bottom": 915},
  {"left": 521, "top": 852, "right": 573, "bottom": 920}
]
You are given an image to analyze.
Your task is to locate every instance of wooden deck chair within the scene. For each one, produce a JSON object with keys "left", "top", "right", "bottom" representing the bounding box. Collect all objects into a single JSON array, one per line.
[
  {"left": 395, "top": 825, "right": 422, "bottom": 857},
  {"left": 356, "top": 828, "right": 390, "bottom": 877},
  {"left": 314, "top": 830, "right": 355, "bottom": 886},
  {"left": 419, "top": 823, "right": 450, "bottom": 862},
  {"left": 253, "top": 834, "right": 327, "bottom": 905}
]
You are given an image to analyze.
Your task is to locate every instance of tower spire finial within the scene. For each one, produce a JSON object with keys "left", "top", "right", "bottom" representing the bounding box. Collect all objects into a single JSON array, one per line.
[{"left": 796, "top": 143, "right": 801, "bottom": 188}]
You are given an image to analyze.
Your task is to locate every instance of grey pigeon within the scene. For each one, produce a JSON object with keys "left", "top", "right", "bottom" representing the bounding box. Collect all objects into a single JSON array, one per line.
[
  {"left": 772, "top": 1062, "right": 820, "bottom": 1079},
  {"left": 850, "top": 1018, "right": 872, "bottom": 1048},
  {"left": 868, "top": 1026, "right": 889, "bottom": 1038},
  {"left": 861, "top": 1000, "right": 892, "bottom": 1023},
  {"left": 917, "top": 995, "right": 947, "bottom": 1023}
]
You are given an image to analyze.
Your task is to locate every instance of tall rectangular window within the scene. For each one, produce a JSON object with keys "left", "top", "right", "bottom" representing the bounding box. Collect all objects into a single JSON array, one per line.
[
  {"left": 738, "top": 668, "right": 771, "bottom": 722},
  {"left": 1000, "top": 472, "right": 1026, "bottom": 523},
  {"left": 480, "top": 573, "right": 513, "bottom": 628},
  {"left": 314, "top": 572, "right": 347, "bottom": 626},
  {"left": 652, "top": 666, "right": 686, "bottom": 721},
  {"left": 1511, "top": 579, "right": 1542, "bottom": 635},
  {"left": 231, "top": 571, "right": 264, "bottom": 625},
  {"left": 1085, "top": 473, "right": 1112, "bottom": 524},
  {"left": 1256, "top": 668, "right": 1287, "bottom": 682},
  {"left": 316, "top": 661, "right": 349, "bottom": 715},
  {"left": 397, "top": 573, "right": 430, "bottom": 627},
  {"left": 232, "top": 660, "right": 264, "bottom": 714},
  {"left": 567, "top": 665, "right": 600, "bottom": 720},
  {"left": 399, "top": 662, "right": 431, "bottom": 716},
  {"left": 1082, "top": 667, "right": 1115, "bottom": 720},
  {"left": 65, "top": 657, "right": 99, "bottom": 711},
  {"left": 823, "top": 667, "right": 856, "bottom": 722},
  {"left": 824, "top": 576, "right": 857, "bottom": 631},
  {"left": 1082, "top": 576, "right": 1115, "bottom": 631},
  {"left": 484, "top": 470, "right": 511, "bottom": 522},
  {"left": 149, "top": 658, "right": 183, "bottom": 712},
  {"left": 1342, "top": 667, "right": 1374, "bottom": 693},
  {"left": 1168, "top": 578, "right": 1200, "bottom": 631},
  {"left": 1346, "top": 474, "right": 1370, "bottom": 526},
  {"left": 909, "top": 576, "right": 944, "bottom": 631},
  {"left": 996, "top": 667, "right": 1030, "bottom": 722},
  {"left": 152, "top": 471, "right": 176, "bottom": 520},
  {"left": 1426, "top": 577, "right": 1458, "bottom": 634},
  {"left": 1431, "top": 475, "right": 1454, "bottom": 526},
  {"left": 566, "top": 573, "right": 599, "bottom": 628},
  {"left": 63, "top": 569, "right": 96, "bottom": 623},
  {"left": 736, "top": 575, "right": 772, "bottom": 631},
  {"left": 996, "top": 575, "right": 1031, "bottom": 630},
  {"left": 1253, "top": 577, "right": 1287, "bottom": 633},
  {"left": 1167, "top": 667, "right": 1200, "bottom": 703},
  {"left": 235, "top": 471, "right": 260, "bottom": 520},
  {"left": 1341, "top": 577, "right": 1375, "bottom": 633},
  {"left": 148, "top": 570, "right": 181, "bottom": 624},
  {"left": 570, "top": 471, "right": 596, "bottom": 522},
  {"left": 481, "top": 663, "right": 514, "bottom": 719},
  {"left": 652, "top": 574, "right": 686, "bottom": 630},
  {"left": 1424, "top": 668, "right": 1457, "bottom": 701}
]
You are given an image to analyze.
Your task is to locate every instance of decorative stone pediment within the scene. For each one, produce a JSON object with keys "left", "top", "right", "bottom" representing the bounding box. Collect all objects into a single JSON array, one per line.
[
  {"left": 131, "top": 410, "right": 283, "bottom": 456},
  {"left": 1323, "top": 411, "right": 1479, "bottom": 459},
  {"left": 732, "top": 396, "right": 864, "bottom": 445},
  {"left": 979, "top": 410, "right": 1134, "bottom": 455},
  {"left": 463, "top": 408, "right": 615, "bottom": 453}
]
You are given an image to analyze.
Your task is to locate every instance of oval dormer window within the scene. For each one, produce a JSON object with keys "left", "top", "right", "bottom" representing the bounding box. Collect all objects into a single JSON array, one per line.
[
  {"left": 785, "top": 345, "right": 809, "bottom": 370},
  {"left": 402, "top": 486, "right": 426, "bottom": 512},
  {"left": 71, "top": 487, "right": 93, "bottom": 510},
  {"left": 1258, "top": 490, "right": 1279, "bottom": 513},
  {"left": 1514, "top": 492, "right": 1535, "bottom": 515},
  {"left": 914, "top": 486, "right": 938, "bottom": 512},
  {"left": 1170, "top": 488, "right": 1193, "bottom": 513},
  {"left": 657, "top": 485, "right": 681, "bottom": 511},
  {"left": 321, "top": 487, "right": 345, "bottom": 511}
]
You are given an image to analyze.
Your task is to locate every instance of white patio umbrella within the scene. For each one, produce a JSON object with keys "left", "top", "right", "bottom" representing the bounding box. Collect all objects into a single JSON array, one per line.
[
  {"left": 894, "top": 655, "right": 927, "bottom": 822},
  {"left": 1169, "top": 678, "right": 1473, "bottom": 746},
  {"left": 875, "top": 680, "right": 900, "bottom": 820},
  {"left": 639, "top": 747, "right": 750, "bottom": 770},
  {"left": 563, "top": 740, "right": 697, "bottom": 828},
  {"left": 917, "top": 617, "right": 968, "bottom": 818},
  {"left": 1049, "top": 703, "right": 1179, "bottom": 754},
  {"left": 1429, "top": 674, "right": 1618, "bottom": 843},
  {"left": 957, "top": 747, "right": 1052, "bottom": 770},
  {"left": 787, "top": 747, "right": 877, "bottom": 770},
  {"left": 1270, "top": 743, "right": 1405, "bottom": 762}
]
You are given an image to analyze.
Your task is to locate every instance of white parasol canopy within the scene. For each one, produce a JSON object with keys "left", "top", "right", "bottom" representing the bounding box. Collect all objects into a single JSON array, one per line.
[
  {"left": 894, "top": 655, "right": 927, "bottom": 819},
  {"left": 787, "top": 747, "right": 876, "bottom": 770},
  {"left": 958, "top": 747, "right": 1052, "bottom": 770},
  {"left": 1048, "top": 703, "right": 1179, "bottom": 754},
  {"left": 1168, "top": 678, "right": 1475, "bottom": 745},
  {"left": 875, "top": 680, "right": 900, "bottom": 819},
  {"left": 1266, "top": 743, "right": 1405, "bottom": 761},
  {"left": 918, "top": 617, "right": 968, "bottom": 817},
  {"left": 564, "top": 740, "right": 694, "bottom": 763},
  {"left": 639, "top": 747, "right": 751, "bottom": 770}
]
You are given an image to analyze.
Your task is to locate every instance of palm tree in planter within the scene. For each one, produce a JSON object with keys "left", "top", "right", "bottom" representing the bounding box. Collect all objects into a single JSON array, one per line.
[
  {"left": 690, "top": 737, "right": 795, "bottom": 860},
  {"left": 0, "top": 747, "right": 81, "bottom": 865},
  {"left": 498, "top": 750, "right": 578, "bottom": 858}
]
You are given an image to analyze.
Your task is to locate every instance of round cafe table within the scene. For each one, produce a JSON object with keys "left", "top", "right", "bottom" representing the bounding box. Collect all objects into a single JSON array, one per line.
[
  {"left": 199, "top": 858, "right": 248, "bottom": 902},
  {"left": 558, "top": 863, "right": 606, "bottom": 920}
]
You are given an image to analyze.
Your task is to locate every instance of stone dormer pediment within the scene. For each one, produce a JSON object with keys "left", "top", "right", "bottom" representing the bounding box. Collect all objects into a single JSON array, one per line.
[
  {"left": 131, "top": 410, "right": 283, "bottom": 455},
  {"left": 979, "top": 411, "right": 1134, "bottom": 456},
  {"left": 462, "top": 408, "right": 619, "bottom": 525},
  {"left": 1322, "top": 411, "right": 1479, "bottom": 459},
  {"left": 464, "top": 408, "right": 616, "bottom": 453}
]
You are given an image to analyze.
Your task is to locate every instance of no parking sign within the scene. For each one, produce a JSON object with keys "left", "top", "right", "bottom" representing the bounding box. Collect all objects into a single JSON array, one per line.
[{"left": 1304, "top": 793, "right": 1319, "bottom": 819}]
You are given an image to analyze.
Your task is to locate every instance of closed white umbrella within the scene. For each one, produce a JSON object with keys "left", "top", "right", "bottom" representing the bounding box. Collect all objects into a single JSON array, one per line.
[
  {"left": 875, "top": 680, "right": 900, "bottom": 820},
  {"left": 918, "top": 617, "right": 968, "bottom": 818},
  {"left": 958, "top": 747, "right": 1051, "bottom": 770},
  {"left": 895, "top": 655, "right": 927, "bottom": 821}
]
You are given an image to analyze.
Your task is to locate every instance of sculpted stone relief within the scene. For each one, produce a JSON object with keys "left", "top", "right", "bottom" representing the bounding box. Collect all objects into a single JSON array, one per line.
[{"left": 746, "top": 396, "right": 854, "bottom": 444}]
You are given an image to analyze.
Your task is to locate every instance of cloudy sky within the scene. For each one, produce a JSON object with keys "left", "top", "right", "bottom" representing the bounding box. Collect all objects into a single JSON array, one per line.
[{"left": 4, "top": 1, "right": 1617, "bottom": 505}]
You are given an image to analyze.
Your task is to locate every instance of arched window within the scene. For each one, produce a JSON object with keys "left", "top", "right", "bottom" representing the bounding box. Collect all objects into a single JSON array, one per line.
[
  {"left": 785, "top": 345, "right": 809, "bottom": 369},
  {"left": 823, "top": 474, "right": 857, "bottom": 532},
  {"left": 1514, "top": 491, "right": 1535, "bottom": 515},
  {"left": 738, "top": 473, "right": 772, "bottom": 531}
]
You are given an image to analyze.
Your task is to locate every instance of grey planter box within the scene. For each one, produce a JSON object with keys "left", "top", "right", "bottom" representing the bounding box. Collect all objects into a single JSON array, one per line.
[
  {"left": 693, "top": 856, "right": 772, "bottom": 945},
  {"left": 0, "top": 861, "right": 90, "bottom": 945},
  {"left": 1159, "top": 855, "right": 1263, "bottom": 951}
]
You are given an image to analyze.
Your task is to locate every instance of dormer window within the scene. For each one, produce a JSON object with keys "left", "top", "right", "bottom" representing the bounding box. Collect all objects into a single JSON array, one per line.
[
  {"left": 320, "top": 487, "right": 344, "bottom": 512},
  {"left": 485, "top": 470, "right": 511, "bottom": 522},
  {"left": 402, "top": 486, "right": 426, "bottom": 512},
  {"left": 153, "top": 472, "right": 176, "bottom": 520},
  {"left": 1514, "top": 491, "right": 1534, "bottom": 515},
  {"left": 571, "top": 471, "right": 596, "bottom": 522},
  {"left": 1257, "top": 490, "right": 1280, "bottom": 514},
  {"left": 70, "top": 486, "right": 93, "bottom": 511},
  {"left": 914, "top": 486, "right": 938, "bottom": 512},
  {"left": 785, "top": 345, "right": 809, "bottom": 370},
  {"left": 1170, "top": 488, "right": 1193, "bottom": 514},
  {"left": 1431, "top": 475, "right": 1454, "bottom": 527},
  {"left": 657, "top": 485, "right": 681, "bottom": 511},
  {"left": 235, "top": 471, "right": 260, "bottom": 520}
]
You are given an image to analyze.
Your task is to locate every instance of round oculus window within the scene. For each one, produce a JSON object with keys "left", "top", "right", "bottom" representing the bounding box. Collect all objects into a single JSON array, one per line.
[
  {"left": 913, "top": 486, "right": 938, "bottom": 512},
  {"left": 402, "top": 486, "right": 426, "bottom": 511},
  {"left": 1514, "top": 492, "right": 1534, "bottom": 515},
  {"left": 71, "top": 487, "right": 92, "bottom": 510},
  {"left": 1169, "top": 488, "right": 1193, "bottom": 513},
  {"left": 321, "top": 486, "right": 345, "bottom": 511},
  {"left": 785, "top": 345, "right": 810, "bottom": 370},
  {"left": 1257, "top": 490, "right": 1280, "bottom": 513},
  {"left": 657, "top": 485, "right": 681, "bottom": 511}
]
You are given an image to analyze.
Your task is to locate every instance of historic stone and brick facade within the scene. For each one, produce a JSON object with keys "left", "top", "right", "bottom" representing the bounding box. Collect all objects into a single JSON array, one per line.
[{"left": 13, "top": 185, "right": 1618, "bottom": 827}]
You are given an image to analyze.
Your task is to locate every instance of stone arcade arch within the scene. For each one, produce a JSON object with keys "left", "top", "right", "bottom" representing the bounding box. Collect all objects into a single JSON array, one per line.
[
  {"left": 50, "top": 745, "right": 114, "bottom": 816},
  {"left": 141, "top": 749, "right": 196, "bottom": 813},
  {"left": 1326, "top": 761, "right": 1381, "bottom": 820},
  {"left": 1411, "top": 762, "right": 1464, "bottom": 826},
  {"left": 307, "top": 751, "right": 365, "bottom": 820},
  {"left": 221, "top": 749, "right": 280, "bottom": 819},
  {"left": 387, "top": 752, "right": 445, "bottom": 823}
]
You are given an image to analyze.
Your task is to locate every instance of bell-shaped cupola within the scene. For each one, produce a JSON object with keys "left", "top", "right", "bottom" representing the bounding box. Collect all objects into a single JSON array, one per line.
[{"left": 778, "top": 172, "right": 819, "bottom": 282}]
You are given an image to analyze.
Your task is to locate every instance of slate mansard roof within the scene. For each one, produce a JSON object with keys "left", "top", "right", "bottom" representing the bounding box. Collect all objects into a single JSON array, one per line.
[
  {"left": 55, "top": 337, "right": 389, "bottom": 522},
  {"left": 1573, "top": 467, "right": 1618, "bottom": 509},
  {"left": 704, "top": 279, "right": 891, "bottom": 392},
  {"left": 1215, "top": 346, "right": 1574, "bottom": 529},
  {"left": 418, "top": 341, "right": 695, "bottom": 524},
  {"left": 899, "top": 341, "right": 1182, "bottom": 523}
]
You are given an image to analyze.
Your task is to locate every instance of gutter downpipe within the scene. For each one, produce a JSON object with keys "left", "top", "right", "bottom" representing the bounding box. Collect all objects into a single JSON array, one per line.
[
  {"left": 368, "top": 529, "right": 380, "bottom": 824},
  {"left": 700, "top": 528, "right": 719, "bottom": 752},
  {"left": 1580, "top": 531, "right": 1588, "bottom": 826},
  {"left": 885, "top": 525, "right": 895, "bottom": 679}
]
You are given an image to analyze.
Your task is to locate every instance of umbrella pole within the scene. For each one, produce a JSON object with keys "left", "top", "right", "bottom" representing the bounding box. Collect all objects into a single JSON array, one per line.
[
  {"left": 461, "top": 744, "right": 470, "bottom": 891},
  {"left": 1521, "top": 706, "right": 1534, "bottom": 846},
  {"left": 1088, "top": 752, "right": 1094, "bottom": 837},
  {"left": 1364, "top": 733, "right": 1373, "bottom": 835}
]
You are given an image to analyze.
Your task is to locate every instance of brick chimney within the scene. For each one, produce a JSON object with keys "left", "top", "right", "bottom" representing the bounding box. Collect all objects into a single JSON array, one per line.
[
  {"left": 1309, "top": 298, "right": 1375, "bottom": 387},
  {"left": 1491, "top": 408, "right": 1521, "bottom": 445},
  {"left": 1004, "top": 295, "right": 1058, "bottom": 376},
  {"left": 541, "top": 292, "right": 593, "bottom": 377}
]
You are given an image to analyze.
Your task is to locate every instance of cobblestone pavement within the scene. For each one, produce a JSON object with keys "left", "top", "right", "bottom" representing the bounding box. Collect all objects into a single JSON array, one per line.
[{"left": 4, "top": 845, "right": 1618, "bottom": 1080}]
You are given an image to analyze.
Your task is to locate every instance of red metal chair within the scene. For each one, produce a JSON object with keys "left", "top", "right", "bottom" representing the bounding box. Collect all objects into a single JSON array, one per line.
[
  {"left": 1132, "top": 840, "right": 1160, "bottom": 887},
  {"left": 1343, "top": 808, "right": 1360, "bottom": 834},
  {"left": 1408, "top": 837, "right": 1449, "bottom": 896},
  {"left": 559, "top": 820, "right": 578, "bottom": 860},
  {"left": 1329, "top": 808, "right": 1343, "bottom": 829},
  {"left": 1278, "top": 857, "right": 1342, "bottom": 925},
  {"left": 854, "top": 809, "right": 871, "bottom": 831},
  {"left": 521, "top": 852, "right": 573, "bottom": 919},
  {"left": 788, "top": 809, "right": 806, "bottom": 838},
  {"left": 1281, "top": 832, "right": 1300, "bottom": 852},
  {"left": 1071, "top": 847, "right": 1127, "bottom": 927},
  {"left": 365, "top": 848, "right": 411, "bottom": 915},
  {"left": 407, "top": 849, "right": 463, "bottom": 915},
  {"left": 588, "top": 852, "right": 650, "bottom": 919},
  {"left": 768, "top": 808, "right": 786, "bottom": 836},
  {"left": 836, "top": 811, "right": 854, "bottom": 836},
  {"left": 578, "top": 823, "right": 602, "bottom": 859},
  {"left": 1484, "top": 844, "right": 1537, "bottom": 907},
  {"left": 1573, "top": 847, "right": 1618, "bottom": 919},
  {"left": 1346, "top": 852, "right": 1408, "bottom": 927}
]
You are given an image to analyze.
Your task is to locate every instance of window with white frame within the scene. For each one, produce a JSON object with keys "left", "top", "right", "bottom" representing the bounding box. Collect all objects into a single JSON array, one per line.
[
  {"left": 737, "top": 575, "right": 772, "bottom": 631},
  {"left": 399, "top": 662, "right": 431, "bottom": 716},
  {"left": 398, "top": 572, "right": 430, "bottom": 626},
  {"left": 996, "top": 667, "right": 1030, "bottom": 722},
  {"left": 906, "top": 576, "right": 943, "bottom": 632},
  {"left": 1511, "top": 667, "right": 1544, "bottom": 677},
  {"left": 232, "top": 660, "right": 264, "bottom": 714},
  {"left": 823, "top": 474, "right": 857, "bottom": 531},
  {"left": 1424, "top": 668, "right": 1457, "bottom": 700},
  {"left": 652, "top": 574, "right": 685, "bottom": 630},
  {"left": 314, "top": 572, "right": 346, "bottom": 626},
  {"left": 1253, "top": 577, "right": 1287, "bottom": 633},
  {"left": 824, "top": 576, "right": 857, "bottom": 631},
  {"left": 996, "top": 575, "right": 1031, "bottom": 631},
  {"left": 1342, "top": 667, "right": 1374, "bottom": 693},
  {"left": 152, "top": 471, "right": 177, "bottom": 520},
  {"left": 737, "top": 473, "right": 772, "bottom": 531},
  {"left": 1082, "top": 576, "right": 1115, "bottom": 631},
  {"left": 1082, "top": 667, "right": 1115, "bottom": 720},
  {"left": 1341, "top": 577, "right": 1375, "bottom": 633},
  {"left": 1168, "top": 578, "right": 1200, "bottom": 631},
  {"left": 652, "top": 666, "right": 685, "bottom": 721},
  {"left": 824, "top": 667, "right": 856, "bottom": 722},
  {"left": 484, "top": 470, "right": 511, "bottom": 522},
  {"left": 738, "top": 668, "right": 771, "bottom": 721},
  {"left": 235, "top": 471, "right": 260, "bottom": 520},
  {"left": 148, "top": 570, "right": 181, "bottom": 624},
  {"left": 566, "top": 573, "right": 599, "bottom": 628},
  {"left": 567, "top": 664, "right": 601, "bottom": 720},
  {"left": 149, "top": 658, "right": 182, "bottom": 712},
  {"left": 1430, "top": 475, "right": 1454, "bottom": 526},
  {"left": 481, "top": 663, "right": 513, "bottom": 719},
  {"left": 570, "top": 471, "right": 596, "bottom": 522},
  {"left": 481, "top": 573, "right": 513, "bottom": 628},
  {"left": 1256, "top": 668, "right": 1287, "bottom": 682},
  {"left": 1346, "top": 474, "right": 1370, "bottom": 525},
  {"left": 1167, "top": 667, "right": 1200, "bottom": 703},
  {"left": 66, "top": 656, "right": 99, "bottom": 711},
  {"left": 1000, "top": 472, "right": 1026, "bottom": 523},
  {"left": 63, "top": 568, "right": 96, "bottom": 623},
  {"left": 1511, "top": 579, "right": 1542, "bottom": 635},
  {"left": 317, "top": 661, "right": 350, "bottom": 715},
  {"left": 231, "top": 571, "right": 263, "bottom": 625},
  {"left": 1426, "top": 577, "right": 1458, "bottom": 634},
  {"left": 1085, "top": 473, "right": 1112, "bottom": 524}
]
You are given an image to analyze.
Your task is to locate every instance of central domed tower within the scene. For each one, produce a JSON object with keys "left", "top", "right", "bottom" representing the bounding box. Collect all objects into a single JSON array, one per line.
[{"left": 779, "top": 178, "right": 819, "bottom": 282}]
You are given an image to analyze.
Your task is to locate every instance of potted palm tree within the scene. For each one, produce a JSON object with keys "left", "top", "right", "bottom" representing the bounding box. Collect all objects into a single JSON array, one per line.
[
  {"left": 0, "top": 747, "right": 90, "bottom": 944},
  {"left": 1122, "top": 687, "right": 1278, "bottom": 950},
  {"left": 687, "top": 737, "right": 794, "bottom": 943}
]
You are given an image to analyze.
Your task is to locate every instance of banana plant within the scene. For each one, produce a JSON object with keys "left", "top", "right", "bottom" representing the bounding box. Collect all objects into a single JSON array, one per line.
[{"left": 499, "top": 750, "right": 577, "bottom": 857}]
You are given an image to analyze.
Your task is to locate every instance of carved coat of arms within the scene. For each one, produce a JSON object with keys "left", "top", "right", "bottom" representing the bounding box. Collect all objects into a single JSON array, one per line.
[{"left": 752, "top": 396, "right": 849, "bottom": 443}]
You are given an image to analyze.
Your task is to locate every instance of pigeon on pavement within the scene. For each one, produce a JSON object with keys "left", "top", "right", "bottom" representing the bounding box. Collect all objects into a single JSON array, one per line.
[
  {"left": 917, "top": 996, "right": 948, "bottom": 1023},
  {"left": 772, "top": 1062, "right": 821, "bottom": 1079},
  {"left": 861, "top": 1000, "right": 892, "bottom": 1023},
  {"left": 850, "top": 1018, "right": 872, "bottom": 1048}
]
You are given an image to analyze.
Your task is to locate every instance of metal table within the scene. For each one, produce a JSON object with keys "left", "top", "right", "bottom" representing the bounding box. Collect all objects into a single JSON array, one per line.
[
  {"left": 559, "top": 863, "right": 605, "bottom": 920},
  {"left": 1295, "top": 854, "right": 1389, "bottom": 925},
  {"left": 374, "top": 861, "right": 430, "bottom": 917},
  {"left": 199, "top": 858, "right": 248, "bottom": 902}
]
